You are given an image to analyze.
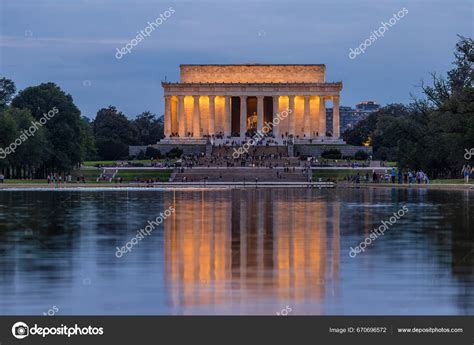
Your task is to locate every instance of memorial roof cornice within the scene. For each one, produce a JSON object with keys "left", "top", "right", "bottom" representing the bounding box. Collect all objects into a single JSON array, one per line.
[
  {"left": 179, "top": 64, "right": 326, "bottom": 67},
  {"left": 162, "top": 82, "right": 342, "bottom": 87}
]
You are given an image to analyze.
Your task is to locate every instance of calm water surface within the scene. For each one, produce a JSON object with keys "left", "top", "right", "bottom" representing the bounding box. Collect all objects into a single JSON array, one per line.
[{"left": 0, "top": 188, "right": 472, "bottom": 315}]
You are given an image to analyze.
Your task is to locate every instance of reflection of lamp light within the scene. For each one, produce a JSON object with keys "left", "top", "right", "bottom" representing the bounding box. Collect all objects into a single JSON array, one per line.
[{"left": 362, "top": 136, "right": 372, "bottom": 147}]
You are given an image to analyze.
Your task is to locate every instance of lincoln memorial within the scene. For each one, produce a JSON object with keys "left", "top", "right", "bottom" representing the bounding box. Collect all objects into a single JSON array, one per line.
[{"left": 161, "top": 64, "right": 344, "bottom": 145}]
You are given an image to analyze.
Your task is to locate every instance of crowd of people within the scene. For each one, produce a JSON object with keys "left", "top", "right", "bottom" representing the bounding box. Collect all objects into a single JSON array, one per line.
[
  {"left": 128, "top": 177, "right": 164, "bottom": 184},
  {"left": 345, "top": 168, "right": 431, "bottom": 184},
  {"left": 309, "top": 157, "right": 370, "bottom": 168},
  {"left": 1, "top": 148, "right": 472, "bottom": 185},
  {"left": 47, "top": 174, "right": 71, "bottom": 183},
  {"left": 178, "top": 146, "right": 294, "bottom": 169},
  {"left": 46, "top": 174, "right": 87, "bottom": 184}
]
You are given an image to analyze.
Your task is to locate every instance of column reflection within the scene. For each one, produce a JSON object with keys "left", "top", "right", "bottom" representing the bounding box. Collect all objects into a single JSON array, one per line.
[{"left": 164, "top": 189, "right": 340, "bottom": 312}]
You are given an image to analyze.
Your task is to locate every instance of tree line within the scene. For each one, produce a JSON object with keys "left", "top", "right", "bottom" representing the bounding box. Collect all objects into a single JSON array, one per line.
[
  {"left": 0, "top": 81, "right": 164, "bottom": 179},
  {"left": 343, "top": 36, "right": 473, "bottom": 178},
  {"left": 1, "top": 36, "right": 472, "bottom": 180}
]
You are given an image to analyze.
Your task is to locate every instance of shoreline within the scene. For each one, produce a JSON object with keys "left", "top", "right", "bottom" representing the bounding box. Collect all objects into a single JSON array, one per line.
[
  {"left": 341, "top": 182, "right": 473, "bottom": 191},
  {"left": 0, "top": 182, "right": 472, "bottom": 191},
  {"left": 0, "top": 182, "right": 334, "bottom": 190}
]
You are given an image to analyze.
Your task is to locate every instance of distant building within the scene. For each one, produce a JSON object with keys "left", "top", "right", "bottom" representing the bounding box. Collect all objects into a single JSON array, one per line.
[
  {"left": 326, "top": 106, "right": 354, "bottom": 134},
  {"left": 355, "top": 101, "right": 380, "bottom": 113},
  {"left": 327, "top": 101, "right": 380, "bottom": 134}
]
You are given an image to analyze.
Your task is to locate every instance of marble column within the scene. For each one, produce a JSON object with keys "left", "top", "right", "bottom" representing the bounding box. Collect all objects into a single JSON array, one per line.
[
  {"left": 164, "top": 96, "right": 171, "bottom": 138},
  {"left": 319, "top": 96, "right": 326, "bottom": 137},
  {"left": 193, "top": 95, "right": 201, "bottom": 137},
  {"left": 288, "top": 95, "right": 295, "bottom": 136},
  {"left": 257, "top": 96, "right": 264, "bottom": 132},
  {"left": 177, "top": 95, "right": 185, "bottom": 137},
  {"left": 224, "top": 96, "right": 231, "bottom": 137},
  {"left": 303, "top": 95, "right": 311, "bottom": 138},
  {"left": 209, "top": 95, "right": 216, "bottom": 136},
  {"left": 272, "top": 95, "right": 279, "bottom": 137},
  {"left": 171, "top": 97, "right": 178, "bottom": 135},
  {"left": 332, "top": 95, "right": 340, "bottom": 139},
  {"left": 240, "top": 96, "right": 247, "bottom": 138}
]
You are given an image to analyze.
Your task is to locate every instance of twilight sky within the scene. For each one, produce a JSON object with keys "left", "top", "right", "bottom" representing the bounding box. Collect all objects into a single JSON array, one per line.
[{"left": 0, "top": 0, "right": 472, "bottom": 119}]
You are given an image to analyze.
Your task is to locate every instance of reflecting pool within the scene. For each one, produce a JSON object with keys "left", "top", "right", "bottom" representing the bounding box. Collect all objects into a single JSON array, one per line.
[{"left": 0, "top": 188, "right": 472, "bottom": 315}]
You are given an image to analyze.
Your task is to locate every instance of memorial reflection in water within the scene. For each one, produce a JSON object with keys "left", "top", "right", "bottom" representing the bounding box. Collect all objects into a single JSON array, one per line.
[{"left": 164, "top": 189, "right": 341, "bottom": 312}]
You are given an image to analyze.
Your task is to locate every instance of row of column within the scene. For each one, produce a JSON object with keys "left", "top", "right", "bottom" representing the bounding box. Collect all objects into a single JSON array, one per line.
[
  {"left": 165, "top": 191, "right": 341, "bottom": 306},
  {"left": 164, "top": 95, "right": 340, "bottom": 139}
]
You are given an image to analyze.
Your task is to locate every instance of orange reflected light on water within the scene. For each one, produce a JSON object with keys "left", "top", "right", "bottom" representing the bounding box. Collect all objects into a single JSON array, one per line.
[{"left": 164, "top": 190, "right": 341, "bottom": 312}]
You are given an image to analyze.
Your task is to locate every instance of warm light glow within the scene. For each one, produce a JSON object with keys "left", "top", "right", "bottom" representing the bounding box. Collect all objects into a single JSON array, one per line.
[
  {"left": 363, "top": 136, "right": 372, "bottom": 147},
  {"left": 164, "top": 190, "right": 340, "bottom": 310},
  {"left": 199, "top": 96, "right": 210, "bottom": 135}
]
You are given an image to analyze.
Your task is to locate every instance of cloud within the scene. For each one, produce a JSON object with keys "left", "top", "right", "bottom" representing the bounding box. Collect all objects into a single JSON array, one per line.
[
  {"left": 0, "top": 35, "right": 128, "bottom": 48},
  {"left": 0, "top": 0, "right": 471, "bottom": 118}
]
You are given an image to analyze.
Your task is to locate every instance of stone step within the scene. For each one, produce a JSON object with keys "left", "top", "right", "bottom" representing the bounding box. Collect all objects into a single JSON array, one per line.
[{"left": 172, "top": 168, "right": 309, "bottom": 182}]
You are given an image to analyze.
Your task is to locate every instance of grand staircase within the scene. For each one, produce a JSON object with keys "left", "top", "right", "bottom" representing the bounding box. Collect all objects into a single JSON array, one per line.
[
  {"left": 172, "top": 167, "right": 309, "bottom": 182},
  {"left": 97, "top": 168, "right": 117, "bottom": 182},
  {"left": 173, "top": 145, "right": 311, "bottom": 183}
]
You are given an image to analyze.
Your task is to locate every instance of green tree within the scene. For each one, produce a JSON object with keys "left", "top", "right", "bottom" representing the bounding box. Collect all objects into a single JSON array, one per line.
[
  {"left": 145, "top": 146, "right": 161, "bottom": 159},
  {"left": 11, "top": 82, "right": 83, "bottom": 173},
  {"left": 344, "top": 36, "right": 473, "bottom": 178},
  {"left": 342, "top": 111, "right": 378, "bottom": 146},
  {"left": 166, "top": 147, "right": 183, "bottom": 159},
  {"left": 0, "top": 77, "right": 16, "bottom": 110},
  {"left": 79, "top": 117, "right": 97, "bottom": 161},
  {"left": 93, "top": 106, "right": 138, "bottom": 160},
  {"left": 132, "top": 111, "right": 164, "bottom": 145},
  {"left": 0, "top": 109, "right": 19, "bottom": 172},
  {"left": 343, "top": 104, "right": 409, "bottom": 149},
  {"left": 0, "top": 108, "right": 48, "bottom": 178}
]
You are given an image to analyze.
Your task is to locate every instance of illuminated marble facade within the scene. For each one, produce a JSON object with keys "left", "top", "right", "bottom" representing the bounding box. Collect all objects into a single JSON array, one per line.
[{"left": 162, "top": 64, "right": 343, "bottom": 140}]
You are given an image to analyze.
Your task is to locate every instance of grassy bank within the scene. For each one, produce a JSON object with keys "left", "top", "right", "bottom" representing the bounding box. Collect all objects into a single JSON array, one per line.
[
  {"left": 82, "top": 160, "right": 153, "bottom": 167},
  {"left": 431, "top": 179, "right": 465, "bottom": 184},
  {"left": 1, "top": 169, "right": 173, "bottom": 184},
  {"left": 312, "top": 169, "right": 356, "bottom": 181},
  {"left": 82, "top": 159, "right": 175, "bottom": 167},
  {"left": 115, "top": 169, "right": 173, "bottom": 182},
  {"left": 1, "top": 179, "right": 48, "bottom": 184},
  {"left": 70, "top": 169, "right": 102, "bottom": 182}
]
